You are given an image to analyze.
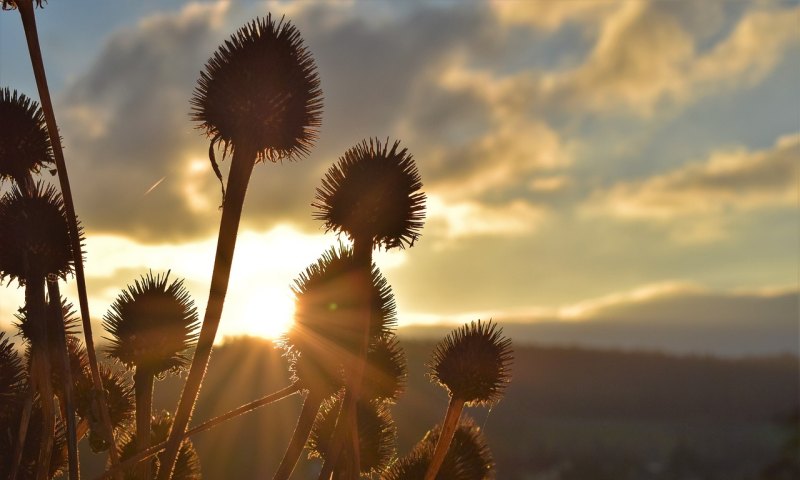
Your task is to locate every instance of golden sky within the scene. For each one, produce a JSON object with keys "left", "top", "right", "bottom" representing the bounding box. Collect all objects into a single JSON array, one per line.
[{"left": 0, "top": 1, "right": 797, "bottom": 354}]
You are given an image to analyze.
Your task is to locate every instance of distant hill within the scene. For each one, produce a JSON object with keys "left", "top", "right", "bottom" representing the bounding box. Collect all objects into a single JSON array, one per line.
[
  {"left": 399, "top": 289, "right": 799, "bottom": 357},
  {"left": 78, "top": 337, "right": 799, "bottom": 479}
]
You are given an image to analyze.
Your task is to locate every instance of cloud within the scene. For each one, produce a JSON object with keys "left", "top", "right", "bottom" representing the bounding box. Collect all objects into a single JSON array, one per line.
[
  {"left": 401, "top": 283, "right": 799, "bottom": 356},
  {"left": 587, "top": 133, "right": 799, "bottom": 222},
  {"left": 490, "top": 0, "right": 617, "bottom": 31},
  {"left": 426, "top": 195, "right": 548, "bottom": 242},
  {"left": 542, "top": 1, "right": 800, "bottom": 115}
]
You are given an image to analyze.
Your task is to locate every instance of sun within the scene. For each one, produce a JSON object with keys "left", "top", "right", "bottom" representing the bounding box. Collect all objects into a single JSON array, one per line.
[{"left": 234, "top": 287, "right": 296, "bottom": 340}]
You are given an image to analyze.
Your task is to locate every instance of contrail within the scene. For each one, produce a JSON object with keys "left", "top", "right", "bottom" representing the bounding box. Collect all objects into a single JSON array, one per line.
[{"left": 144, "top": 176, "right": 166, "bottom": 196}]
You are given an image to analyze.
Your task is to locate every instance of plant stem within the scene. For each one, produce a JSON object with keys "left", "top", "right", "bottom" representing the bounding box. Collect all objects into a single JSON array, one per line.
[
  {"left": 28, "top": 275, "right": 54, "bottom": 480},
  {"left": 157, "top": 145, "right": 256, "bottom": 480},
  {"left": 15, "top": 1, "right": 122, "bottom": 474},
  {"left": 272, "top": 391, "right": 324, "bottom": 480},
  {"left": 423, "top": 397, "right": 465, "bottom": 480},
  {"left": 317, "top": 236, "right": 372, "bottom": 479},
  {"left": 48, "top": 277, "right": 80, "bottom": 480},
  {"left": 96, "top": 382, "right": 300, "bottom": 480},
  {"left": 9, "top": 376, "right": 34, "bottom": 480},
  {"left": 134, "top": 368, "right": 154, "bottom": 480}
]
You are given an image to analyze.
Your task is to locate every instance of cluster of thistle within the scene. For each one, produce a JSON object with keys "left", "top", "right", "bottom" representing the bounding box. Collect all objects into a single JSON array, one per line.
[{"left": 1, "top": 4, "right": 513, "bottom": 479}]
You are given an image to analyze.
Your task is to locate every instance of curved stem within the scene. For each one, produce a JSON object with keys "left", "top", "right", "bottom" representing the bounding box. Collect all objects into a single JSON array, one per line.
[
  {"left": 9, "top": 377, "right": 34, "bottom": 480},
  {"left": 96, "top": 382, "right": 300, "bottom": 480},
  {"left": 423, "top": 397, "right": 465, "bottom": 480},
  {"left": 317, "top": 236, "right": 372, "bottom": 479},
  {"left": 272, "top": 391, "right": 324, "bottom": 480},
  {"left": 48, "top": 277, "right": 80, "bottom": 480},
  {"left": 27, "top": 275, "right": 54, "bottom": 480},
  {"left": 134, "top": 368, "right": 154, "bottom": 480},
  {"left": 15, "top": 1, "right": 122, "bottom": 474},
  {"left": 157, "top": 145, "right": 257, "bottom": 478}
]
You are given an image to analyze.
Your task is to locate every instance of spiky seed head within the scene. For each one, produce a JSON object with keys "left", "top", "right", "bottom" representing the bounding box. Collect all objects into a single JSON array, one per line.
[
  {"left": 308, "top": 398, "right": 396, "bottom": 477},
  {"left": 0, "top": 182, "right": 78, "bottom": 284},
  {"left": 363, "top": 334, "right": 407, "bottom": 402},
  {"left": 0, "top": 88, "right": 54, "bottom": 183},
  {"left": 287, "top": 349, "right": 343, "bottom": 399},
  {"left": 0, "top": 332, "right": 24, "bottom": 412},
  {"left": 77, "top": 363, "right": 135, "bottom": 453},
  {"left": 313, "top": 138, "right": 426, "bottom": 249},
  {"left": 191, "top": 14, "right": 322, "bottom": 163},
  {"left": 429, "top": 320, "right": 513, "bottom": 406},
  {"left": 103, "top": 271, "right": 200, "bottom": 376},
  {"left": 118, "top": 412, "right": 202, "bottom": 480},
  {"left": 15, "top": 295, "right": 80, "bottom": 350},
  {"left": 283, "top": 244, "right": 397, "bottom": 367},
  {"left": 384, "top": 417, "right": 495, "bottom": 480}
]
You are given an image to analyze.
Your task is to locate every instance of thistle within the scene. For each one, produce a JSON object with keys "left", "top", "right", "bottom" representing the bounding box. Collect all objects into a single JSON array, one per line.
[
  {"left": 103, "top": 271, "right": 199, "bottom": 480},
  {"left": 119, "top": 413, "right": 202, "bottom": 480},
  {"left": 6, "top": 0, "right": 123, "bottom": 470},
  {"left": 383, "top": 416, "right": 495, "bottom": 480},
  {"left": 274, "top": 244, "right": 399, "bottom": 480},
  {"left": 0, "top": 88, "right": 53, "bottom": 187},
  {"left": 161, "top": 16, "right": 322, "bottom": 478},
  {"left": 312, "top": 138, "right": 424, "bottom": 477},
  {"left": 308, "top": 398, "right": 397, "bottom": 478},
  {"left": 423, "top": 320, "right": 511, "bottom": 480}
]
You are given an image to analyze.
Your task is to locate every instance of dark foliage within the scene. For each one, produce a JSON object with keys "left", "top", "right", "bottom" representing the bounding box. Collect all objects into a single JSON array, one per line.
[
  {"left": 313, "top": 138, "right": 425, "bottom": 250},
  {"left": 118, "top": 412, "right": 202, "bottom": 480},
  {"left": 76, "top": 363, "right": 135, "bottom": 453},
  {"left": 0, "top": 401, "right": 68, "bottom": 479},
  {"left": 363, "top": 334, "right": 407, "bottom": 403},
  {"left": 0, "top": 332, "right": 24, "bottom": 412}
]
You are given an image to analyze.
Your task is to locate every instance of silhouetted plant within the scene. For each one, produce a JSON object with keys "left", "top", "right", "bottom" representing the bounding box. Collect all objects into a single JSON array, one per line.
[
  {"left": 119, "top": 413, "right": 201, "bottom": 480},
  {"left": 0, "top": 88, "right": 53, "bottom": 187},
  {"left": 103, "top": 271, "right": 199, "bottom": 480},
  {"left": 161, "top": 15, "right": 323, "bottom": 478},
  {"left": 383, "top": 416, "right": 495, "bottom": 480},
  {"left": 312, "top": 138, "right": 425, "bottom": 478},
  {"left": 424, "top": 320, "right": 512, "bottom": 480}
]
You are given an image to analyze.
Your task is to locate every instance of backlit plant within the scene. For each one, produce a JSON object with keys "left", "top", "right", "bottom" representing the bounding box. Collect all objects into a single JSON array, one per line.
[{"left": 0, "top": 7, "right": 513, "bottom": 480}]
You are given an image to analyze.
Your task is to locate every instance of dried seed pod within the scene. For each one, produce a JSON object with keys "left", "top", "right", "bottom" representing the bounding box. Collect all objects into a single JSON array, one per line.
[
  {"left": 0, "top": 182, "right": 79, "bottom": 284},
  {"left": 313, "top": 138, "right": 425, "bottom": 250},
  {"left": 190, "top": 14, "right": 322, "bottom": 162},
  {"left": 429, "top": 320, "right": 513, "bottom": 406},
  {"left": 0, "top": 332, "right": 24, "bottom": 412},
  {"left": 118, "top": 412, "right": 202, "bottom": 480},
  {"left": 0, "top": 88, "right": 53, "bottom": 183},
  {"left": 283, "top": 245, "right": 397, "bottom": 376},
  {"left": 363, "top": 334, "right": 407, "bottom": 403},
  {"left": 76, "top": 364, "right": 135, "bottom": 453},
  {"left": 103, "top": 271, "right": 199, "bottom": 377},
  {"left": 308, "top": 398, "right": 396, "bottom": 477},
  {"left": 383, "top": 416, "right": 495, "bottom": 480}
]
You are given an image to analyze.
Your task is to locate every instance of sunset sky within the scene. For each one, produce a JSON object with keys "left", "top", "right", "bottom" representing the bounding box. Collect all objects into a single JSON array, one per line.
[{"left": 0, "top": 1, "right": 797, "bottom": 354}]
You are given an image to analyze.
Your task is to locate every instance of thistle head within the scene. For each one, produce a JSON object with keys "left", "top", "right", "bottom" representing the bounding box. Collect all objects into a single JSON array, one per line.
[
  {"left": 429, "top": 320, "right": 513, "bottom": 406},
  {"left": 363, "top": 334, "right": 406, "bottom": 403},
  {"left": 191, "top": 14, "right": 322, "bottom": 162},
  {"left": 0, "top": 182, "right": 78, "bottom": 284},
  {"left": 308, "top": 398, "right": 396, "bottom": 477},
  {"left": 119, "top": 412, "right": 202, "bottom": 480},
  {"left": 76, "top": 364, "right": 135, "bottom": 453},
  {"left": 283, "top": 244, "right": 396, "bottom": 374},
  {"left": 103, "top": 271, "right": 200, "bottom": 377},
  {"left": 313, "top": 138, "right": 426, "bottom": 249},
  {"left": 384, "top": 416, "right": 495, "bottom": 480},
  {"left": 0, "top": 88, "right": 53, "bottom": 184}
]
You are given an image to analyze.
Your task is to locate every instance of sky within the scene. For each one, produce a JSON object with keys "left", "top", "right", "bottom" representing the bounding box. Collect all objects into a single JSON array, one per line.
[{"left": 0, "top": 0, "right": 797, "bottom": 355}]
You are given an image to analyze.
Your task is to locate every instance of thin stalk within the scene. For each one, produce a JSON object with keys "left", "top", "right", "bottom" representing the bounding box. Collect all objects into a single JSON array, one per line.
[
  {"left": 28, "top": 275, "right": 54, "bottom": 480},
  {"left": 133, "top": 368, "right": 154, "bottom": 480},
  {"left": 272, "top": 391, "right": 324, "bottom": 480},
  {"left": 97, "top": 382, "right": 300, "bottom": 480},
  {"left": 317, "top": 236, "right": 372, "bottom": 479},
  {"left": 15, "top": 0, "right": 122, "bottom": 473},
  {"left": 423, "top": 397, "right": 465, "bottom": 480},
  {"left": 48, "top": 277, "right": 80, "bottom": 480},
  {"left": 9, "top": 377, "right": 34, "bottom": 480},
  {"left": 157, "top": 145, "right": 258, "bottom": 480}
]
